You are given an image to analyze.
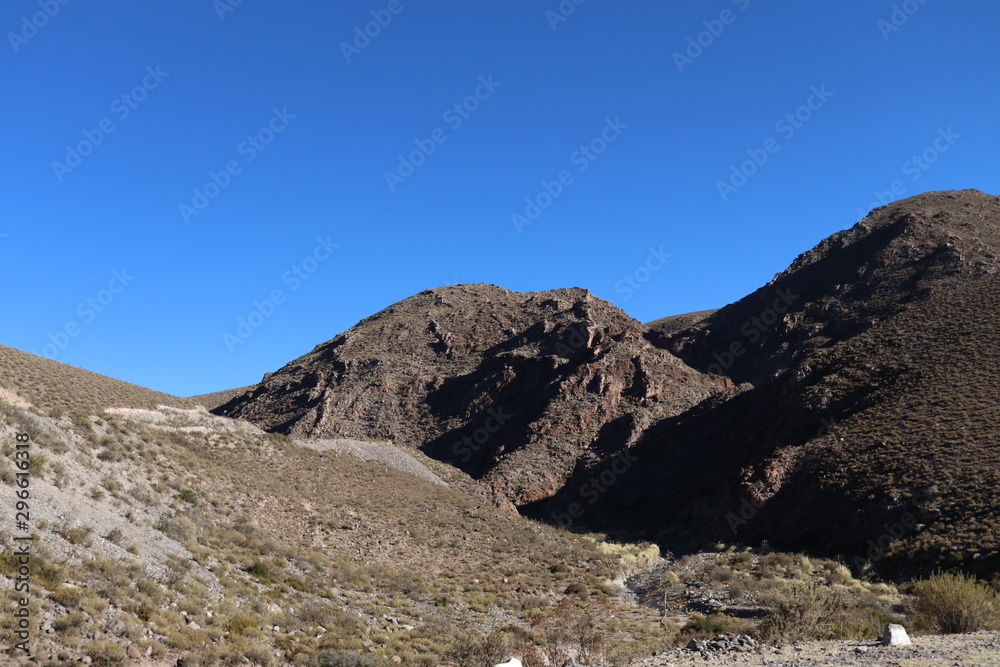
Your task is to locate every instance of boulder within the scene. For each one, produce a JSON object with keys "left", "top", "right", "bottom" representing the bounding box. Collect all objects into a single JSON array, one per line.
[
  {"left": 881, "top": 624, "right": 912, "bottom": 647},
  {"left": 685, "top": 639, "right": 707, "bottom": 652}
]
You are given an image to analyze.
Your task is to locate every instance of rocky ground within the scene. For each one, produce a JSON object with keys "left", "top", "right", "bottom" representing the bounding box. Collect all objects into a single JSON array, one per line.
[{"left": 639, "top": 631, "right": 1000, "bottom": 667}]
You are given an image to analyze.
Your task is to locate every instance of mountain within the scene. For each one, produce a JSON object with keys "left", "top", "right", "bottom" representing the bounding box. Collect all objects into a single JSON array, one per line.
[
  {"left": 215, "top": 189, "right": 1000, "bottom": 579},
  {"left": 188, "top": 385, "right": 254, "bottom": 410},
  {"left": 4, "top": 189, "right": 999, "bottom": 663},
  {"left": 656, "top": 189, "right": 999, "bottom": 386},
  {"left": 214, "top": 284, "right": 728, "bottom": 506},
  {"left": 0, "top": 354, "right": 665, "bottom": 665},
  {"left": 645, "top": 309, "right": 718, "bottom": 338},
  {"left": 536, "top": 189, "right": 1000, "bottom": 578},
  {"left": 0, "top": 345, "right": 195, "bottom": 415}
]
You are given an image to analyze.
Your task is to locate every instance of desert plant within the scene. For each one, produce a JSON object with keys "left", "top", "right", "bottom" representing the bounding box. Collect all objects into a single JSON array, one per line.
[
  {"left": 447, "top": 629, "right": 513, "bottom": 667},
  {"left": 317, "top": 650, "right": 380, "bottom": 667},
  {"left": 84, "top": 640, "right": 128, "bottom": 666},
  {"left": 681, "top": 612, "right": 755, "bottom": 641},
  {"left": 912, "top": 571, "right": 1000, "bottom": 634},
  {"left": 756, "top": 582, "right": 841, "bottom": 643}
]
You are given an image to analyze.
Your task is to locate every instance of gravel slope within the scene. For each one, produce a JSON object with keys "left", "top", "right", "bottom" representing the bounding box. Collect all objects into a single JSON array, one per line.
[{"left": 640, "top": 632, "right": 1000, "bottom": 667}]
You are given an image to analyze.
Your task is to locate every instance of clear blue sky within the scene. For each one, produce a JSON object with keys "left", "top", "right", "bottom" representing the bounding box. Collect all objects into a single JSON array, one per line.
[{"left": 1, "top": 1, "right": 997, "bottom": 397}]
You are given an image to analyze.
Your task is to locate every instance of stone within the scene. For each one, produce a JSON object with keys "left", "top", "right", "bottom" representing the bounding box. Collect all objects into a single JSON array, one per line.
[
  {"left": 881, "top": 623, "right": 912, "bottom": 646},
  {"left": 127, "top": 645, "right": 142, "bottom": 659},
  {"left": 495, "top": 659, "right": 523, "bottom": 667},
  {"left": 685, "top": 639, "right": 706, "bottom": 652},
  {"left": 561, "top": 658, "right": 579, "bottom": 667}
]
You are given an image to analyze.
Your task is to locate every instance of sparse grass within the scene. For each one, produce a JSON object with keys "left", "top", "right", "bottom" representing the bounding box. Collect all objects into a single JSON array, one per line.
[{"left": 0, "top": 344, "right": 195, "bottom": 416}]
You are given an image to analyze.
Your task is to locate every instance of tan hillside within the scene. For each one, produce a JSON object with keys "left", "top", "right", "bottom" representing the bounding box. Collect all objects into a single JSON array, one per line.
[{"left": 0, "top": 345, "right": 195, "bottom": 416}]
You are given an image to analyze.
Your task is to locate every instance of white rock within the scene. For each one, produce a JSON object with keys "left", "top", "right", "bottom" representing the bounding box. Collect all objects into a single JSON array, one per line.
[
  {"left": 495, "top": 659, "right": 523, "bottom": 667},
  {"left": 881, "top": 624, "right": 911, "bottom": 646}
]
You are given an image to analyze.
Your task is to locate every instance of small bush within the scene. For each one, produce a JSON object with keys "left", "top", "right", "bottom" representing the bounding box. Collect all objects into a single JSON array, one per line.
[
  {"left": 756, "top": 582, "right": 840, "bottom": 643},
  {"left": 447, "top": 630, "right": 513, "bottom": 667},
  {"left": 681, "top": 612, "right": 754, "bottom": 641},
  {"left": 913, "top": 571, "right": 1000, "bottom": 634},
  {"left": 244, "top": 561, "right": 272, "bottom": 581},
  {"left": 317, "top": 650, "right": 380, "bottom": 667},
  {"left": 222, "top": 613, "right": 260, "bottom": 636},
  {"left": 51, "top": 584, "right": 85, "bottom": 608},
  {"left": 53, "top": 611, "right": 88, "bottom": 632},
  {"left": 85, "top": 640, "right": 128, "bottom": 666}
]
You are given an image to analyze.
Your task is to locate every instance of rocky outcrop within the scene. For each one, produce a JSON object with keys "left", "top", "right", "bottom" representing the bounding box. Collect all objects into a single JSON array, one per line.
[{"left": 215, "top": 284, "right": 725, "bottom": 506}]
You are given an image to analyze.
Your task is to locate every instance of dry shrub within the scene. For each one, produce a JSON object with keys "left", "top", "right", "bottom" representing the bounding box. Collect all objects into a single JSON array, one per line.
[
  {"left": 84, "top": 640, "right": 128, "bottom": 666},
  {"left": 913, "top": 571, "right": 1000, "bottom": 634},
  {"left": 756, "top": 582, "right": 841, "bottom": 643}
]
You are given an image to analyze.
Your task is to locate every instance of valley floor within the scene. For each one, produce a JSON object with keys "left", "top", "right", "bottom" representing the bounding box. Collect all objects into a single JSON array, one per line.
[{"left": 640, "top": 631, "right": 1000, "bottom": 667}]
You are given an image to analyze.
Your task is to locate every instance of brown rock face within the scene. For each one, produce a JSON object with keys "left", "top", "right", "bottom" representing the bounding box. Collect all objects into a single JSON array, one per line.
[
  {"left": 540, "top": 190, "right": 1000, "bottom": 578},
  {"left": 214, "top": 284, "right": 725, "bottom": 505}
]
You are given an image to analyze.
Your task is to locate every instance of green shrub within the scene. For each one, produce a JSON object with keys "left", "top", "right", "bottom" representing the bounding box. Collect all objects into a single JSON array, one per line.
[
  {"left": 913, "top": 572, "right": 1000, "bottom": 634},
  {"left": 244, "top": 561, "right": 272, "bottom": 581}
]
